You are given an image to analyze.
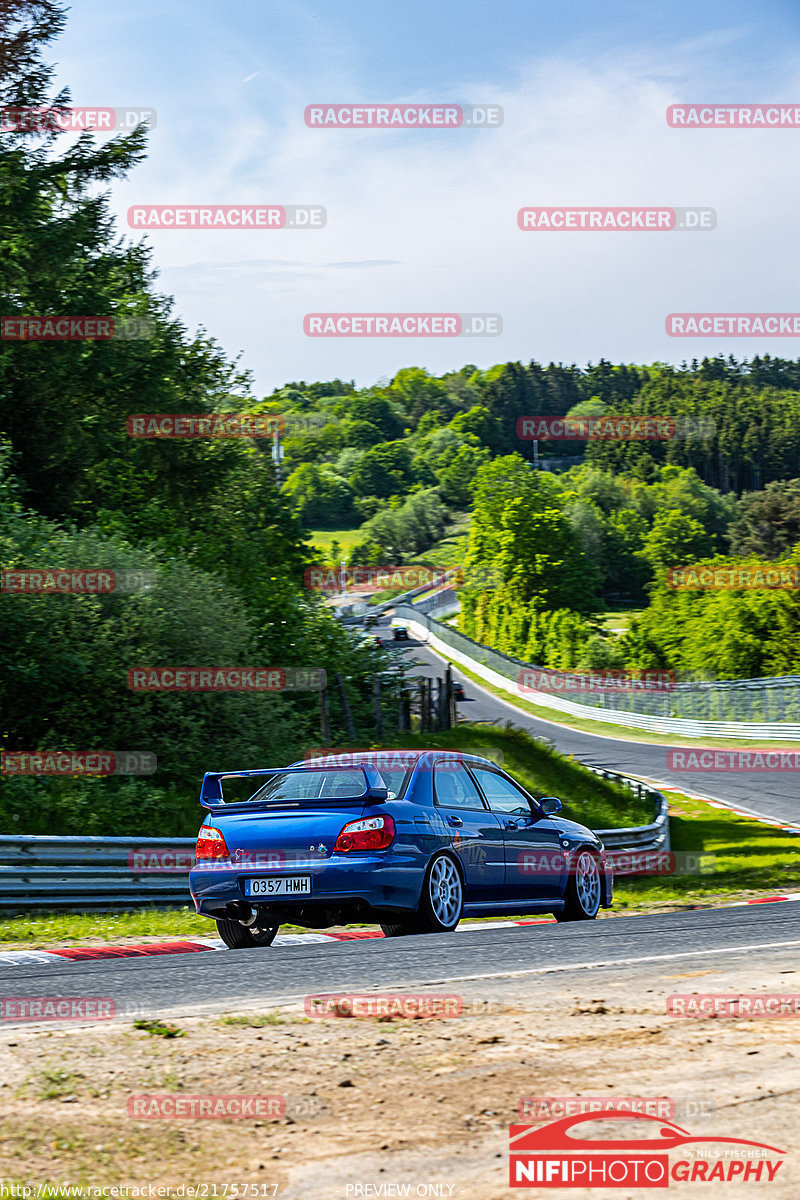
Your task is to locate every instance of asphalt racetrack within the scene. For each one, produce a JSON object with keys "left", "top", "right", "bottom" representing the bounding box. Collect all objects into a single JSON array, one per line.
[
  {"left": 393, "top": 625, "right": 800, "bottom": 828},
  {"left": 4, "top": 903, "right": 799, "bottom": 1021}
]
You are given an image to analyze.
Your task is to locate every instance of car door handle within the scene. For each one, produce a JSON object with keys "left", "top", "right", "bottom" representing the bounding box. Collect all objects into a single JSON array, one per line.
[{"left": 446, "top": 815, "right": 463, "bottom": 827}]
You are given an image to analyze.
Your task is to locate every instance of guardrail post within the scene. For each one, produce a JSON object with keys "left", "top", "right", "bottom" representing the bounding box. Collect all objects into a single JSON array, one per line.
[
  {"left": 320, "top": 683, "right": 330, "bottom": 742},
  {"left": 373, "top": 675, "right": 382, "bottom": 739},
  {"left": 334, "top": 672, "right": 356, "bottom": 741}
]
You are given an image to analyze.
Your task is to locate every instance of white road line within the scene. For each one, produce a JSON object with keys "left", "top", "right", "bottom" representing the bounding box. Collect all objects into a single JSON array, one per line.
[
  {"left": 376, "top": 938, "right": 800, "bottom": 989},
  {"left": 635, "top": 775, "right": 800, "bottom": 831},
  {"left": 0, "top": 951, "right": 62, "bottom": 967}
]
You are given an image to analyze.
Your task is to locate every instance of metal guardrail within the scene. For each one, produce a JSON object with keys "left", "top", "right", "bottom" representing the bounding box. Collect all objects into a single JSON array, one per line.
[
  {"left": 590, "top": 771, "right": 670, "bottom": 859},
  {"left": 394, "top": 604, "right": 800, "bottom": 739},
  {"left": 0, "top": 836, "right": 195, "bottom": 912},
  {"left": 0, "top": 776, "right": 668, "bottom": 910}
]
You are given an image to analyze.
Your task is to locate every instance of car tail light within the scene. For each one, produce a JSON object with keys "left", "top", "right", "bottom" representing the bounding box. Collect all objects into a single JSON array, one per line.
[
  {"left": 195, "top": 824, "right": 230, "bottom": 861},
  {"left": 333, "top": 815, "right": 395, "bottom": 853}
]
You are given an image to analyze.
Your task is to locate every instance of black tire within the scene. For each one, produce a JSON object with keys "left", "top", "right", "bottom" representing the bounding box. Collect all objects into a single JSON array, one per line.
[
  {"left": 555, "top": 850, "right": 601, "bottom": 922},
  {"left": 379, "top": 918, "right": 416, "bottom": 938},
  {"left": 216, "top": 916, "right": 280, "bottom": 948},
  {"left": 420, "top": 852, "right": 463, "bottom": 931}
]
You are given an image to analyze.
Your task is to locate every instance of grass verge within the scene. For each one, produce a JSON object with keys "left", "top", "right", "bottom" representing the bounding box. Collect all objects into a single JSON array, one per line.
[
  {"left": 307, "top": 527, "right": 364, "bottom": 556},
  {"left": 613, "top": 789, "right": 800, "bottom": 912}
]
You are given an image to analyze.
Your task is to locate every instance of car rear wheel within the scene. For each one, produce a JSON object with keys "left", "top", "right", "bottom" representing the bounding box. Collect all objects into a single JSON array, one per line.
[
  {"left": 421, "top": 853, "right": 463, "bottom": 931},
  {"left": 381, "top": 853, "right": 463, "bottom": 936},
  {"left": 379, "top": 918, "right": 416, "bottom": 937},
  {"left": 555, "top": 850, "right": 601, "bottom": 921},
  {"left": 216, "top": 916, "right": 280, "bottom": 948}
]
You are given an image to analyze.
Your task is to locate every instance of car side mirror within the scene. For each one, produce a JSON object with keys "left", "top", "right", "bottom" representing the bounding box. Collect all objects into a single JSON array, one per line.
[{"left": 540, "top": 796, "right": 562, "bottom": 816}]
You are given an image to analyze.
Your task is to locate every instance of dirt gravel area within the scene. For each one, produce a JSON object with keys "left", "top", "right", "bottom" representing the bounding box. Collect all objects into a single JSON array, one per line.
[{"left": 0, "top": 959, "right": 798, "bottom": 1199}]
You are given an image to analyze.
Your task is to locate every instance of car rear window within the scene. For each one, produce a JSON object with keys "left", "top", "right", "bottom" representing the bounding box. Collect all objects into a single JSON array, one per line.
[{"left": 218, "top": 766, "right": 410, "bottom": 805}]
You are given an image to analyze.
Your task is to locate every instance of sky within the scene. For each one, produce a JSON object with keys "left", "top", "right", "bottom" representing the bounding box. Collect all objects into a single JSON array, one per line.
[{"left": 45, "top": 0, "right": 800, "bottom": 395}]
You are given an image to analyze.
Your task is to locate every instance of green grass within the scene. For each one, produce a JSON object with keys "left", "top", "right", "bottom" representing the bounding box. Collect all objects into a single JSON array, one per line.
[
  {"left": 307, "top": 527, "right": 364, "bottom": 557},
  {"left": 34, "top": 1068, "right": 86, "bottom": 1100},
  {"left": 613, "top": 791, "right": 800, "bottom": 910},
  {"left": 133, "top": 1019, "right": 186, "bottom": 1038},
  {"left": 219, "top": 1012, "right": 288, "bottom": 1027},
  {"left": 594, "top": 607, "right": 644, "bottom": 636},
  {"left": 0, "top": 906, "right": 213, "bottom": 945},
  {"left": 0, "top": 906, "right": 331, "bottom": 946}
]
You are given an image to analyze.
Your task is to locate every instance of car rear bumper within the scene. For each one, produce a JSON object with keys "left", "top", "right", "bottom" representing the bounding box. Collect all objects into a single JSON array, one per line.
[{"left": 189, "top": 852, "right": 422, "bottom": 919}]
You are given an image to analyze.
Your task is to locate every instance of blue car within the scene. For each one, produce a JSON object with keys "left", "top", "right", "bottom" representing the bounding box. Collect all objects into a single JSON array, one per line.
[{"left": 188, "top": 750, "right": 613, "bottom": 948}]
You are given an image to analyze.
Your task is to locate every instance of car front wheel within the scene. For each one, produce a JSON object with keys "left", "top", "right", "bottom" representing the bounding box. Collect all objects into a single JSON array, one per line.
[
  {"left": 555, "top": 850, "right": 601, "bottom": 921},
  {"left": 216, "top": 916, "right": 280, "bottom": 948}
]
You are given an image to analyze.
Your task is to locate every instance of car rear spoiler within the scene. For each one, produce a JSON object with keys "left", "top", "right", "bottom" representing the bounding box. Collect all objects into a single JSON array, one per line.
[{"left": 200, "top": 764, "right": 390, "bottom": 809}]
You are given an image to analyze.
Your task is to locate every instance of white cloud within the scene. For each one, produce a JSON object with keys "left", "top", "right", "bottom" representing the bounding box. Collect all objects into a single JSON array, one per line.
[{"left": 101, "top": 32, "right": 800, "bottom": 392}]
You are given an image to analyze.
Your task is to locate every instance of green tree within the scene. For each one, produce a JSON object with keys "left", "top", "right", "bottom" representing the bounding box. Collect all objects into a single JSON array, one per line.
[
  {"left": 730, "top": 479, "right": 800, "bottom": 559},
  {"left": 282, "top": 463, "right": 356, "bottom": 526},
  {"left": 638, "top": 511, "right": 714, "bottom": 575},
  {"left": 349, "top": 441, "right": 415, "bottom": 498}
]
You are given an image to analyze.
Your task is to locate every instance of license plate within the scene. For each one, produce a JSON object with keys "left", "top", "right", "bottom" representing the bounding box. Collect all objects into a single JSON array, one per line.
[{"left": 244, "top": 876, "right": 311, "bottom": 897}]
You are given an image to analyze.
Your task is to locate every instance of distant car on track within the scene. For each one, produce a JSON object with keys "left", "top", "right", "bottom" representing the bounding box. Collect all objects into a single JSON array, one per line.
[
  {"left": 452, "top": 681, "right": 466, "bottom": 701},
  {"left": 188, "top": 751, "right": 613, "bottom": 948},
  {"left": 393, "top": 626, "right": 409, "bottom": 641}
]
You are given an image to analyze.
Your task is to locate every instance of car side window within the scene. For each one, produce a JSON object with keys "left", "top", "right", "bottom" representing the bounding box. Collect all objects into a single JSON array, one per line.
[
  {"left": 433, "top": 764, "right": 487, "bottom": 810},
  {"left": 471, "top": 768, "right": 535, "bottom": 816}
]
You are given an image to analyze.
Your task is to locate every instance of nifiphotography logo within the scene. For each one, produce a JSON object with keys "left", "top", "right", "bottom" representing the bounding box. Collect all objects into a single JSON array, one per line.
[{"left": 508, "top": 1111, "right": 786, "bottom": 1187}]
